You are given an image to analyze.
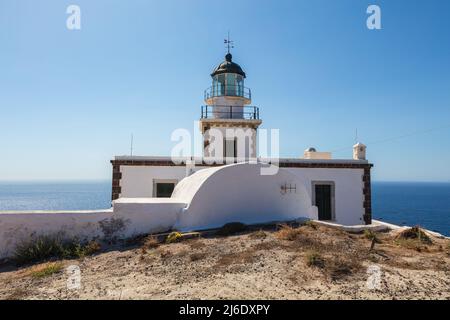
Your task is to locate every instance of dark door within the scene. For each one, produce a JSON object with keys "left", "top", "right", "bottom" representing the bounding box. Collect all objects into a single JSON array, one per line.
[
  {"left": 156, "top": 183, "right": 175, "bottom": 198},
  {"left": 315, "top": 184, "right": 332, "bottom": 221}
]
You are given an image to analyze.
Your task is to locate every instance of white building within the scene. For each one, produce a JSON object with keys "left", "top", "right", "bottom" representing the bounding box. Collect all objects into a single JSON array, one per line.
[
  {"left": 0, "top": 51, "right": 374, "bottom": 258},
  {"left": 110, "top": 52, "right": 374, "bottom": 227}
]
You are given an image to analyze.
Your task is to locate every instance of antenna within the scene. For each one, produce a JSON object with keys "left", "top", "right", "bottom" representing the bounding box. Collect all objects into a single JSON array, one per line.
[
  {"left": 224, "top": 31, "right": 234, "bottom": 54},
  {"left": 355, "top": 128, "right": 358, "bottom": 144},
  {"left": 130, "top": 134, "right": 134, "bottom": 157}
]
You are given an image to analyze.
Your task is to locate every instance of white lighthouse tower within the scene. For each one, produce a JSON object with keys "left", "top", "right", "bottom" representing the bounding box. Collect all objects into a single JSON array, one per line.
[{"left": 200, "top": 40, "right": 262, "bottom": 163}]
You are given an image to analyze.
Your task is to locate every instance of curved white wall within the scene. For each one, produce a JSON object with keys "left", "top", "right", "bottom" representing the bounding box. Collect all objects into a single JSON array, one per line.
[{"left": 173, "top": 163, "right": 317, "bottom": 231}]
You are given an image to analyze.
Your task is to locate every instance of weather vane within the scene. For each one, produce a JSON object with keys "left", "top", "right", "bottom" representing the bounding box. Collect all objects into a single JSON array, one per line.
[{"left": 224, "top": 31, "right": 234, "bottom": 54}]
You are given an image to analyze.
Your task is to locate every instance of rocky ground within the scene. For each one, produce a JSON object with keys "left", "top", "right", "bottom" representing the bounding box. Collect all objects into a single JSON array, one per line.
[{"left": 0, "top": 223, "right": 449, "bottom": 300}]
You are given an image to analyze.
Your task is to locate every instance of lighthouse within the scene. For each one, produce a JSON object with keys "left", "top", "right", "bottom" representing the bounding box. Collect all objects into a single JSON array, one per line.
[{"left": 200, "top": 43, "right": 262, "bottom": 162}]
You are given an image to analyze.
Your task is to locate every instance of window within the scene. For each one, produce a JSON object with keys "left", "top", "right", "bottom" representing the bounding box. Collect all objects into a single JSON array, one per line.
[
  {"left": 153, "top": 179, "right": 177, "bottom": 198},
  {"left": 226, "top": 74, "right": 236, "bottom": 96},
  {"left": 212, "top": 74, "right": 245, "bottom": 97},
  {"left": 224, "top": 138, "right": 237, "bottom": 159}
]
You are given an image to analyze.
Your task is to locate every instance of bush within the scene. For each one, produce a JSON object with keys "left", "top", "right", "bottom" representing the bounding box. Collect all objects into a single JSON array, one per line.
[
  {"left": 189, "top": 252, "right": 207, "bottom": 262},
  {"left": 216, "top": 222, "right": 247, "bottom": 236},
  {"left": 13, "top": 235, "right": 101, "bottom": 266},
  {"left": 328, "top": 257, "right": 356, "bottom": 280},
  {"left": 166, "top": 232, "right": 182, "bottom": 244},
  {"left": 142, "top": 235, "right": 160, "bottom": 250},
  {"left": 303, "top": 220, "right": 317, "bottom": 229},
  {"left": 364, "top": 229, "right": 380, "bottom": 241},
  {"left": 29, "top": 262, "right": 63, "bottom": 278},
  {"left": 397, "top": 226, "right": 432, "bottom": 245},
  {"left": 248, "top": 230, "right": 267, "bottom": 240},
  {"left": 305, "top": 251, "right": 324, "bottom": 268},
  {"left": 275, "top": 224, "right": 300, "bottom": 241}
]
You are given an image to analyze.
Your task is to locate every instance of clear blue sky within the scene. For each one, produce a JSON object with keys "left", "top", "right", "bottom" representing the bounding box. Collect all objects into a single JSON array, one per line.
[{"left": 1, "top": 0, "right": 449, "bottom": 182}]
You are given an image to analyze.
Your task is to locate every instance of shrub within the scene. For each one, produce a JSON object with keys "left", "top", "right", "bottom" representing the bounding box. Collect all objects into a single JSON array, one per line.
[
  {"left": 275, "top": 224, "right": 299, "bottom": 241},
  {"left": 216, "top": 222, "right": 247, "bottom": 236},
  {"left": 364, "top": 229, "right": 381, "bottom": 242},
  {"left": 166, "top": 232, "right": 182, "bottom": 244},
  {"left": 189, "top": 252, "right": 207, "bottom": 262},
  {"left": 14, "top": 236, "right": 65, "bottom": 265},
  {"left": 248, "top": 230, "right": 267, "bottom": 240},
  {"left": 303, "top": 220, "right": 317, "bottom": 229},
  {"left": 397, "top": 226, "right": 432, "bottom": 245},
  {"left": 305, "top": 251, "right": 324, "bottom": 268},
  {"left": 13, "top": 235, "right": 101, "bottom": 265},
  {"left": 142, "top": 236, "right": 160, "bottom": 250},
  {"left": 327, "top": 257, "right": 356, "bottom": 280},
  {"left": 80, "top": 241, "right": 102, "bottom": 257},
  {"left": 29, "top": 262, "right": 63, "bottom": 278}
]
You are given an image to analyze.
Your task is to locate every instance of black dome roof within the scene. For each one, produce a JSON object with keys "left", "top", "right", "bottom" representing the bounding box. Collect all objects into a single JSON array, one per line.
[{"left": 211, "top": 53, "right": 246, "bottom": 78}]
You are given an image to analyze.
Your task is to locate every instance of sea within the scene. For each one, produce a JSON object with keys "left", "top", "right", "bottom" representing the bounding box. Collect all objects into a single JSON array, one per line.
[{"left": 0, "top": 181, "right": 448, "bottom": 236}]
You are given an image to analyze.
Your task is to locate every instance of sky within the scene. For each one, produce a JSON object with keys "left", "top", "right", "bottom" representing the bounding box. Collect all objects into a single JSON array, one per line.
[{"left": 0, "top": 0, "right": 449, "bottom": 182}]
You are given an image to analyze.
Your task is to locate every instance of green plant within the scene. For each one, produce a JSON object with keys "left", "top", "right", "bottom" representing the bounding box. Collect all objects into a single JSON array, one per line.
[
  {"left": 305, "top": 251, "right": 324, "bottom": 268},
  {"left": 364, "top": 229, "right": 380, "bottom": 242},
  {"left": 79, "top": 241, "right": 101, "bottom": 257},
  {"left": 14, "top": 235, "right": 65, "bottom": 265},
  {"left": 29, "top": 262, "right": 63, "bottom": 278},
  {"left": 13, "top": 235, "right": 101, "bottom": 265},
  {"left": 166, "top": 232, "right": 182, "bottom": 244},
  {"left": 216, "top": 222, "right": 247, "bottom": 236}
]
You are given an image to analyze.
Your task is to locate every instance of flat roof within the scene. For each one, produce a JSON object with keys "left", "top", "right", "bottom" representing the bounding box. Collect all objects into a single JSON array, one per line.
[{"left": 112, "top": 156, "right": 371, "bottom": 166}]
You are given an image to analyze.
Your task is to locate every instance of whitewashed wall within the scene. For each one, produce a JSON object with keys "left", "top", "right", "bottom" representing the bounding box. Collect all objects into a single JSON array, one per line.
[
  {"left": 120, "top": 166, "right": 208, "bottom": 198},
  {"left": 0, "top": 200, "right": 187, "bottom": 259},
  {"left": 0, "top": 163, "right": 366, "bottom": 259},
  {"left": 289, "top": 168, "right": 365, "bottom": 225},
  {"left": 173, "top": 163, "right": 318, "bottom": 231},
  {"left": 120, "top": 164, "right": 365, "bottom": 225},
  {"left": 0, "top": 210, "right": 112, "bottom": 259}
]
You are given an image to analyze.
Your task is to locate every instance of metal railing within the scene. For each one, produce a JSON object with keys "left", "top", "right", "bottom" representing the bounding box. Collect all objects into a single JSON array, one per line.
[
  {"left": 201, "top": 105, "right": 260, "bottom": 120},
  {"left": 204, "top": 86, "right": 251, "bottom": 101}
]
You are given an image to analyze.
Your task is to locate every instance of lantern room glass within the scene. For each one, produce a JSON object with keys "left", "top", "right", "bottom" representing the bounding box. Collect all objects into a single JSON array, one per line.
[{"left": 212, "top": 74, "right": 244, "bottom": 97}]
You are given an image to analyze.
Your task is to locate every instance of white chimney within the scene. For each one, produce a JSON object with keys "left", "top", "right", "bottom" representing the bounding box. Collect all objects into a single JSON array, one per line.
[{"left": 353, "top": 142, "right": 366, "bottom": 160}]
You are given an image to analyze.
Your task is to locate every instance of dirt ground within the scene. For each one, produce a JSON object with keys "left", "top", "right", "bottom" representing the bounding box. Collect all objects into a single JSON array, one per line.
[{"left": 0, "top": 224, "right": 449, "bottom": 300}]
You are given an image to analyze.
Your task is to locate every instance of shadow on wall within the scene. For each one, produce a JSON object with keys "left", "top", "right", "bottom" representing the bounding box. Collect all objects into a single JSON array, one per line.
[{"left": 173, "top": 163, "right": 318, "bottom": 231}]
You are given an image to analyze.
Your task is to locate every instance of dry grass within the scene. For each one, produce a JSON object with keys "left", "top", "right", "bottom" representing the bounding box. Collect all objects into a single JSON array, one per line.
[
  {"left": 4, "top": 288, "right": 29, "bottom": 300},
  {"left": 248, "top": 230, "right": 267, "bottom": 240},
  {"left": 187, "top": 239, "right": 206, "bottom": 250},
  {"left": 142, "top": 236, "right": 160, "bottom": 250},
  {"left": 215, "top": 250, "right": 256, "bottom": 268},
  {"left": 27, "top": 262, "right": 63, "bottom": 279},
  {"left": 305, "top": 251, "right": 324, "bottom": 268},
  {"left": 326, "top": 256, "right": 361, "bottom": 281},
  {"left": 1, "top": 223, "right": 449, "bottom": 300},
  {"left": 397, "top": 226, "right": 432, "bottom": 244},
  {"left": 392, "top": 227, "right": 434, "bottom": 252},
  {"left": 275, "top": 224, "right": 301, "bottom": 241},
  {"left": 189, "top": 252, "right": 207, "bottom": 262},
  {"left": 303, "top": 220, "right": 318, "bottom": 229}
]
